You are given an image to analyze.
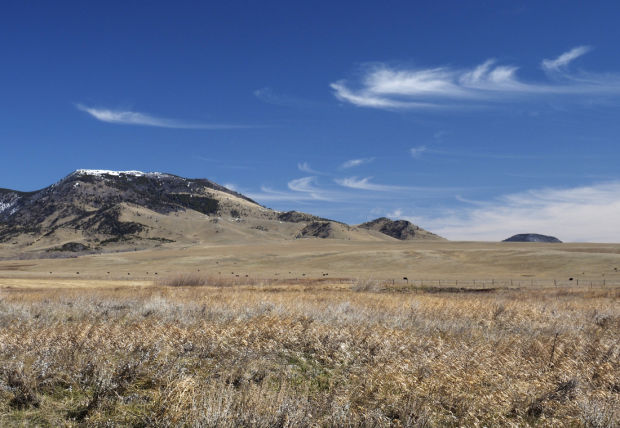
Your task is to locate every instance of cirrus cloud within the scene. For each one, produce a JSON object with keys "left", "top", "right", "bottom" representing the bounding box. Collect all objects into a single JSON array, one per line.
[
  {"left": 77, "top": 104, "right": 249, "bottom": 129},
  {"left": 331, "top": 46, "right": 620, "bottom": 110},
  {"left": 335, "top": 176, "right": 409, "bottom": 192},
  {"left": 542, "top": 45, "right": 591, "bottom": 73},
  {"left": 340, "top": 157, "right": 375, "bottom": 169},
  {"left": 410, "top": 146, "right": 427, "bottom": 158}
]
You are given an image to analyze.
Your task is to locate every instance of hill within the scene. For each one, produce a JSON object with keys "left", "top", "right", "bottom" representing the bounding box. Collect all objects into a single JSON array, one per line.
[
  {"left": 0, "top": 170, "right": 444, "bottom": 256},
  {"left": 503, "top": 233, "right": 562, "bottom": 243},
  {"left": 358, "top": 217, "right": 445, "bottom": 241}
]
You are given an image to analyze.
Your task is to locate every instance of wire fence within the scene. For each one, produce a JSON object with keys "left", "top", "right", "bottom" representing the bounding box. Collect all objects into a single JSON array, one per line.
[
  {"left": 386, "top": 278, "right": 620, "bottom": 289},
  {"left": 3, "top": 271, "right": 620, "bottom": 291}
]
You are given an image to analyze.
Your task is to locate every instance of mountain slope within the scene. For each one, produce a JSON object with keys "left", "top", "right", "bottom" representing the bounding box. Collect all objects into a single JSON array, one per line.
[
  {"left": 0, "top": 170, "right": 446, "bottom": 256},
  {"left": 0, "top": 170, "right": 278, "bottom": 250}
]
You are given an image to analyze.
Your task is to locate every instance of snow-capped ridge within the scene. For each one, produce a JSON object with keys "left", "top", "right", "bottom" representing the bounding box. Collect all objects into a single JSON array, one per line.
[{"left": 73, "top": 169, "right": 170, "bottom": 178}]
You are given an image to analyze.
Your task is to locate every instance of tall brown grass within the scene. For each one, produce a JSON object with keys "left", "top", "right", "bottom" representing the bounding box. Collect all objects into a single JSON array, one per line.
[{"left": 0, "top": 283, "right": 617, "bottom": 426}]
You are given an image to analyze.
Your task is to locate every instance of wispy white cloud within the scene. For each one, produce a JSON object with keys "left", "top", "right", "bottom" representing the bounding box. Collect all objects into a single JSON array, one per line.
[
  {"left": 335, "top": 176, "right": 475, "bottom": 194},
  {"left": 245, "top": 186, "right": 318, "bottom": 203},
  {"left": 77, "top": 104, "right": 247, "bottom": 129},
  {"left": 331, "top": 81, "right": 435, "bottom": 109},
  {"left": 335, "top": 176, "right": 409, "bottom": 192},
  {"left": 542, "top": 45, "right": 591, "bottom": 73},
  {"left": 254, "top": 87, "right": 314, "bottom": 108},
  {"left": 247, "top": 177, "right": 339, "bottom": 202},
  {"left": 340, "top": 157, "right": 375, "bottom": 169},
  {"left": 287, "top": 176, "right": 334, "bottom": 201},
  {"left": 331, "top": 47, "right": 620, "bottom": 110},
  {"left": 297, "top": 162, "right": 325, "bottom": 175},
  {"left": 387, "top": 208, "right": 403, "bottom": 218},
  {"left": 407, "top": 182, "right": 620, "bottom": 242},
  {"left": 410, "top": 146, "right": 427, "bottom": 158},
  {"left": 248, "top": 174, "right": 478, "bottom": 207}
]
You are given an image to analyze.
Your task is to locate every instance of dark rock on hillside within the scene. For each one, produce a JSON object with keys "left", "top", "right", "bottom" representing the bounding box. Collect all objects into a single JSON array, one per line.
[
  {"left": 503, "top": 234, "right": 562, "bottom": 243},
  {"left": 47, "top": 242, "right": 90, "bottom": 252},
  {"left": 297, "top": 221, "right": 334, "bottom": 239},
  {"left": 278, "top": 211, "right": 338, "bottom": 224},
  {"left": 278, "top": 211, "right": 319, "bottom": 223},
  {"left": 358, "top": 217, "right": 445, "bottom": 241}
]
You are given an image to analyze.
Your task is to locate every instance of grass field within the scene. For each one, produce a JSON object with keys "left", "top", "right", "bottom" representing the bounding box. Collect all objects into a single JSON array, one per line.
[{"left": 0, "top": 278, "right": 618, "bottom": 427}]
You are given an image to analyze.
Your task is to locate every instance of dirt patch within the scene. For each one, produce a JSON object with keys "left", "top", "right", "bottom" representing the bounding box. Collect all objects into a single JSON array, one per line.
[
  {"left": 420, "top": 286, "right": 498, "bottom": 294},
  {"left": 0, "top": 263, "right": 36, "bottom": 271}
]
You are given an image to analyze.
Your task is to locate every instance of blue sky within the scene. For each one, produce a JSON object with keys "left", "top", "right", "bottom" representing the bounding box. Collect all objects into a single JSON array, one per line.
[{"left": 3, "top": 1, "right": 620, "bottom": 241}]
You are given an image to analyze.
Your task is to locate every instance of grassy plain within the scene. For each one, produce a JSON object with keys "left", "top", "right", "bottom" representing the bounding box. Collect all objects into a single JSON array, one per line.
[
  {"left": 2, "top": 240, "right": 620, "bottom": 282},
  {"left": 0, "top": 240, "right": 618, "bottom": 426}
]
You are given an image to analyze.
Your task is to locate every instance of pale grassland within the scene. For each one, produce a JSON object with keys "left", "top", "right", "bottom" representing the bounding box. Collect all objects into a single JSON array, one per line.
[{"left": 0, "top": 282, "right": 618, "bottom": 427}]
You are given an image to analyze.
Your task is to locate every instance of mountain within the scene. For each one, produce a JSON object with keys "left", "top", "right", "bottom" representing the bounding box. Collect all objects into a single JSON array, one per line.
[
  {"left": 357, "top": 217, "right": 445, "bottom": 241},
  {"left": 0, "top": 170, "right": 445, "bottom": 256},
  {"left": 503, "top": 233, "right": 562, "bottom": 243}
]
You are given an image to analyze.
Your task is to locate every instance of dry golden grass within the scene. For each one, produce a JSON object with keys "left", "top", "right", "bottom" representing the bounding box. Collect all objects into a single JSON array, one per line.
[
  {"left": 4, "top": 240, "right": 620, "bottom": 284},
  {"left": 0, "top": 282, "right": 618, "bottom": 427}
]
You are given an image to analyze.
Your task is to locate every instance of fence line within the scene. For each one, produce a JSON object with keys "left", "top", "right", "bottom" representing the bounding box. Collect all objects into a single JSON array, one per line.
[{"left": 394, "top": 278, "right": 618, "bottom": 289}]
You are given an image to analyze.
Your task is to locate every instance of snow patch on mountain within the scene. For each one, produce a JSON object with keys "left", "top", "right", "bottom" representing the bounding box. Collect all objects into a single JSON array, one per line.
[
  {"left": 73, "top": 169, "right": 171, "bottom": 178},
  {"left": 0, "top": 201, "right": 16, "bottom": 214}
]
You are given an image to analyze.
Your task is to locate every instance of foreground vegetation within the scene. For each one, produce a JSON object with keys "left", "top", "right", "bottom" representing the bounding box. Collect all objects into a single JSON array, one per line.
[{"left": 0, "top": 281, "right": 618, "bottom": 427}]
